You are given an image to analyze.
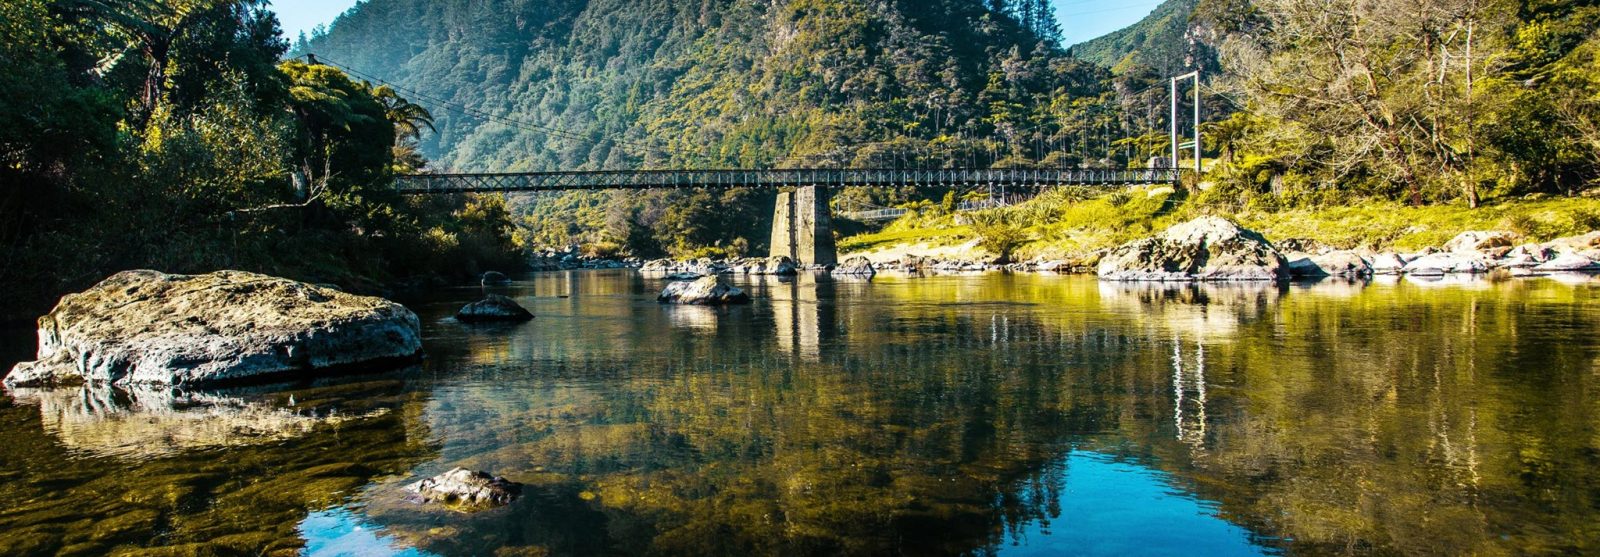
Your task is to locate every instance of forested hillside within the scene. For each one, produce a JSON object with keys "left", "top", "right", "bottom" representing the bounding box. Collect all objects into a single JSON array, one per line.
[
  {"left": 301, "top": 0, "right": 1167, "bottom": 257},
  {"left": 1069, "top": 0, "right": 1206, "bottom": 76},
  {"left": 0, "top": 0, "right": 520, "bottom": 321}
]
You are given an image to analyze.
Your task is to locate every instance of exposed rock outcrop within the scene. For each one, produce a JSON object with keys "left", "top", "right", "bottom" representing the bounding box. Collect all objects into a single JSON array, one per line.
[
  {"left": 405, "top": 468, "right": 521, "bottom": 511},
  {"left": 456, "top": 294, "right": 534, "bottom": 323},
  {"left": 4, "top": 270, "right": 423, "bottom": 388},
  {"left": 832, "top": 256, "right": 877, "bottom": 278},
  {"left": 657, "top": 276, "right": 752, "bottom": 305},
  {"left": 1097, "top": 217, "right": 1289, "bottom": 281}
]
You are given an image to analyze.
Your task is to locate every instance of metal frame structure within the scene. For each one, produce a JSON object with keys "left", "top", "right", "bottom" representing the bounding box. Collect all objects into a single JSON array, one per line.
[
  {"left": 1170, "top": 71, "right": 1201, "bottom": 175},
  {"left": 394, "top": 167, "right": 1183, "bottom": 194}
]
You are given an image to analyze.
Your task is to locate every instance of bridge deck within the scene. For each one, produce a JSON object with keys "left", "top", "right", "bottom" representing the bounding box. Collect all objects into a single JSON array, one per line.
[{"left": 394, "top": 167, "right": 1181, "bottom": 194}]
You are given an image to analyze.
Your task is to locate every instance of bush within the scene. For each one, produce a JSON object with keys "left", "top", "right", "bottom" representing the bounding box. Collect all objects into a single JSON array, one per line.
[{"left": 968, "top": 210, "right": 1029, "bottom": 263}]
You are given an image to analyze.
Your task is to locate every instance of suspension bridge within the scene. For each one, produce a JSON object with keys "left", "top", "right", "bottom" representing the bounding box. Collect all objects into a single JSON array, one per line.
[
  {"left": 391, "top": 167, "right": 1182, "bottom": 194},
  {"left": 303, "top": 54, "right": 1205, "bottom": 267}
]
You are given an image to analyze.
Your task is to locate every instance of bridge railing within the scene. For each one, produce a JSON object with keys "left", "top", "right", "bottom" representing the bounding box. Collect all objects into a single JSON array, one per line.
[{"left": 393, "top": 167, "right": 1183, "bottom": 194}]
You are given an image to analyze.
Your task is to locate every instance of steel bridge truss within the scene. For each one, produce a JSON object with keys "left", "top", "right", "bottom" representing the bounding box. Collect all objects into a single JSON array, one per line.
[{"left": 393, "top": 167, "right": 1182, "bottom": 194}]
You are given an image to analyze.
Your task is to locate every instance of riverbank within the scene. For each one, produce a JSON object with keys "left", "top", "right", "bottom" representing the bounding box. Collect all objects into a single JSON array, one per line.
[{"left": 839, "top": 186, "right": 1600, "bottom": 268}]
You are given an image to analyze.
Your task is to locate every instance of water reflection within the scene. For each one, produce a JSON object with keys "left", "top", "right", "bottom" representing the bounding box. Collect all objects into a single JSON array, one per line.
[
  {"left": 8, "top": 383, "right": 389, "bottom": 459},
  {"left": 1000, "top": 452, "right": 1272, "bottom": 556},
  {"left": 0, "top": 271, "right": 1598, "bottom": 555}
]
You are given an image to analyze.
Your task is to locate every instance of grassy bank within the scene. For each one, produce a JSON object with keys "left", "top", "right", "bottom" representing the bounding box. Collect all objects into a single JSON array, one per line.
[{"left": 839, "top": 186, "right": 1600, "bottom": 262}]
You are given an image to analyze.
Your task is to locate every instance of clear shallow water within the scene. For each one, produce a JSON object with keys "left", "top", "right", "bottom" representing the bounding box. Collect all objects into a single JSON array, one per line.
[{"left": 2, "top": 271, "right": 1599, "bottom": 556}]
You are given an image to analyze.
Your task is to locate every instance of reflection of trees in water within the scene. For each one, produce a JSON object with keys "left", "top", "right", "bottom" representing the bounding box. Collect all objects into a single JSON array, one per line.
[
  {"left": 391, "top": 274, "right": 1600, "bottom": 555},
  {"left": 0, "top": 376, "right": 437, "bottom": 556},
  {"left": 1102, "top": 279, "right": 1600, "bottom": 555},
  {"left": 384, "top": 276, "right": 1170, "bottom": 555}
]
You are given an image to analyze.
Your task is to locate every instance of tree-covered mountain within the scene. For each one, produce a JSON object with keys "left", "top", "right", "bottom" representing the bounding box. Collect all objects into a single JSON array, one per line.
[
  {"left": 1069, "top": 0, "right": 1207, "bottom": 76},
  {"left": 298, "top": 0, "right": 1156, "bottom": 256}
]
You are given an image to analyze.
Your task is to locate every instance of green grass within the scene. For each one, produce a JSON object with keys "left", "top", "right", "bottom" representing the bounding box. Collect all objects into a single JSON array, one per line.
[{"left": 840, "top": 189, "right": 1600, "bottom": 259}]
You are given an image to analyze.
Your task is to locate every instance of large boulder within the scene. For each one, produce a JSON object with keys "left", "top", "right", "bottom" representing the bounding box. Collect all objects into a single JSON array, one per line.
[
  {"left": 1097, "top": 217, "right": 1289, "bottom": 281},
  {"left": 1533, "top": 253, "right": 1600, "bottom": 272},
  {"left": 657, "top": 276, "right": 752, "bottom": 305},
  {"left": 405, "top": 468, "right": 521, "bottom": 511},
  {"left": 456, "top": 294, "right": 534, "bottom": 323},
  {"left": 1402, "top": 252, "right": 1489, "bottom": 275},
  {"left": 1287, "top": 251, "right": 1372, "bottom": 278},
  {"left": 832, "top": 256, "right": 877, "bottom": 278},
  {"left": 1368, "top": 253, "right": 1411, "bottom": 275},
  {"left": 1444, "top": 231, "right": 1518, "bottom": 254},
  {"left": 1496, "top": 244, "right": 1555, "bottom": 268},
  {"left": 4, "top": 270, "right": 423, "bottom": 388}
]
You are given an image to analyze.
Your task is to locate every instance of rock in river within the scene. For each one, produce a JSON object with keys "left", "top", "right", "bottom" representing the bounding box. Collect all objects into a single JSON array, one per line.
[
  {"left": 405, "top": 467, "right": 521, "bottom": 510},
  {"left": 480, "top": 271, "right": 512, "bottom": 286},
  {"left": 4, "top": 270, "right": 423, "bottom": 388},
  {"left": 832, "top": 256, "right": 877, "bottom": 278},
  {"left": 1097, "top": 216, "right": 1289, "bottom": 281},
  {"left": 456, "top": 294, "right": 534, "bottom": 323},
  {"left": 1403, "top": 252, "right": 1489, "bottom": 275},
  {"left": 658, "top": 276, "right": 752, "bottom": 305},
  {"left": 1287, "top": 251, "right": 1372, "bottom": 278}
]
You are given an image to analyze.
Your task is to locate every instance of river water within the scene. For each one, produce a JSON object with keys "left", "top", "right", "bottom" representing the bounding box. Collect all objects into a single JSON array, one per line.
[{"left": 2, "top": 271, "right": 1599, "bottom": 556}]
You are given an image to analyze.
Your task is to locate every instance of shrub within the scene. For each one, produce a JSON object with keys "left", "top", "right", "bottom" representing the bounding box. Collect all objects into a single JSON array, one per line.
[{"left": 969, "top": 210, "right": 1029, "bottom": 263}]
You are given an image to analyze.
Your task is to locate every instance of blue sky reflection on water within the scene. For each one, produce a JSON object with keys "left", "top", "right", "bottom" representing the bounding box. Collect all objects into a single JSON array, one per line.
[
  {"left": 295, "top": 450, "right": 1272, "bottom": 557},
  {"left": 999, "top": 451, "right": 1275, "bottom": 557},
  {"left": 299, "top": 508, "right": 439, "bottom": 557}
]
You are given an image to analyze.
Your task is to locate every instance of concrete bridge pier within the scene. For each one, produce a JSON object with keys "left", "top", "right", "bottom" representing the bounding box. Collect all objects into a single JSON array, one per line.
[{"left": 770, "top": 186, "right": 837, "bottom": 266}]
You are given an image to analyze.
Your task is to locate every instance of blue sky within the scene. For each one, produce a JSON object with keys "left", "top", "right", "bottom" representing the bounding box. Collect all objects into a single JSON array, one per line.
[{"left": 270, "top": 0, "right": 1161, "bottom": 47}]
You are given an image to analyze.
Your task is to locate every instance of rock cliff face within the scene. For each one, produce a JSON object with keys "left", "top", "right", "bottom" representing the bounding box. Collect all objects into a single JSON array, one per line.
[
  {"left": 5, "top": 270, "right": 423, "bottom": 387},
  {"left": 1097, "top": 217, "right": 1290, "bottom": 281}
]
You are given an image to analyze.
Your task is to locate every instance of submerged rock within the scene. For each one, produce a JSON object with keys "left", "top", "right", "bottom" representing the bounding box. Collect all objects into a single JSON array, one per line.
[
  {"left": 405, "top": 467, "right": 521, "bottom": 510},
  {"left": 1097, "top": 217, "right": 1289, "bottom": 281},
  {"left": 456, "top": 295, "right": 534, "bottom": 323},
  {"left": 4, "top": 270, "right": 423, "bottom": 388},
  {"left": 480, "top": 271, "right": 512, "bottom": 286},
  {"left": 657, "top": 276, "right": 752, "bottom": 305},
  {"left": 832, "top": 256, "right": 877, "bottom": 278}
]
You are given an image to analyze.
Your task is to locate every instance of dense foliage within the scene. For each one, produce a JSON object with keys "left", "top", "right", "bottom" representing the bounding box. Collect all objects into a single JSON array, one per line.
[
  {"left": 301, "top": 0, "right": 1155, "bottom": 257},
  {"left": 0, "top": 0, "right": 520, "bottom": 319},
  {"left": 1193, "top": 0, "right": 1600, "bottom": 206}
]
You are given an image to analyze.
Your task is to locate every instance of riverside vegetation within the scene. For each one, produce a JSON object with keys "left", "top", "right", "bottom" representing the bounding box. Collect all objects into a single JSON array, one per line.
[
  {"left": 299, "top": 0, "right": 1600, "bottom": 262},
  {"left": 0, "top": 0, "right": 522, "bottom": 322}
]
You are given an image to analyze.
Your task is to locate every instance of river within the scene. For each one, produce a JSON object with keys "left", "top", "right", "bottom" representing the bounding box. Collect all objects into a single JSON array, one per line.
[{"left": 2, "top": 270, "right": 1598, "bottom": 556}]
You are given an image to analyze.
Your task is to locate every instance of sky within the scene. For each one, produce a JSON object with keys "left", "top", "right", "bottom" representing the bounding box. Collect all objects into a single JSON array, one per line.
[{"left": 269, "top": 0, "right": 1161, "bottom": 47}]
